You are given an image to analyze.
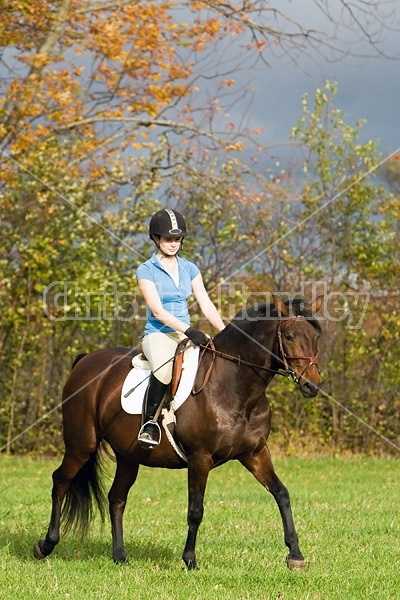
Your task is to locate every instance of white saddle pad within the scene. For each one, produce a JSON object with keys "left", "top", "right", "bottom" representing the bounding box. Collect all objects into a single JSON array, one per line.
[{"left": 121, "top": 346, "right": 200, "bottom": 414}]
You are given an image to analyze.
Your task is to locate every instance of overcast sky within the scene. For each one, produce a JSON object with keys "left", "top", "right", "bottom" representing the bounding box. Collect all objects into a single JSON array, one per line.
[
  {"left": 250, "top": 53, "right": 400, "bottom": 159},
  {"left": 233, "top": 2, "right": 400, "bottom": 168}
]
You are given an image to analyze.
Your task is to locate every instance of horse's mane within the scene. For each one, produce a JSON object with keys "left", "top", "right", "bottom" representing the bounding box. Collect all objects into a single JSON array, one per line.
[{"left": 214, "top": 298, "right": 322, "bottom": 343}]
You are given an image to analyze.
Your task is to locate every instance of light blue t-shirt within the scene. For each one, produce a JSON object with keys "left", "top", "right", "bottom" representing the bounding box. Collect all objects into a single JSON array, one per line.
[{"left": 136, "top": 254, "right": 200, "bottom": 334}]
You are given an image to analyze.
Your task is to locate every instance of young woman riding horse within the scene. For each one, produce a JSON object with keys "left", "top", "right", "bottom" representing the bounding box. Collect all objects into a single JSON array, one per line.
[{"left": 34, "top": 211, "right": 323, "bottom": 570}]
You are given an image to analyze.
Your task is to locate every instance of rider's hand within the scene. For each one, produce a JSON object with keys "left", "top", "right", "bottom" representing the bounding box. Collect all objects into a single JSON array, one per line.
[{"left": 184, "top": 327, "right": 209, "bottom": 346}]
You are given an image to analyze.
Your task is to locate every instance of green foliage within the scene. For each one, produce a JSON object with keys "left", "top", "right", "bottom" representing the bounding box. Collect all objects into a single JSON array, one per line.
[
  {"left": 265, "top": 81, "right": 400, "bottom": 455},
  {"left": 1, "top": 48, "right": 399, "bottom": 455},
  {"left": 0, "top": 138, "right": 153, "bottom": 453},
  {"left": 290, "top": 81, "right": 393, "bottom": 286}
]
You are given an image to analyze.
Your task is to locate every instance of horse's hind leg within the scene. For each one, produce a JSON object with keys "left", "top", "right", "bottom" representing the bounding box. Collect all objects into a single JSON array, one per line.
[
  {"left": 33, "top": 455, "right": 82, "bottom": 558},
  {"left": 108, "top": 454, "right": 139, "bottom": 563},
  {"left": 34, "top": 451, "right": 94, "bottom": 559},
  {"left": 239, "top": 446, "right": 306, "bottom": 570}
]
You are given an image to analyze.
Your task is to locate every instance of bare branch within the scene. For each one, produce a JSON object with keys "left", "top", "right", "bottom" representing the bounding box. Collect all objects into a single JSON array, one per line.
[
  {"left": 192, "top": 0, "right": 400, "bottom": 61},
  {"left": 74, "top": 0, "right": 139, "bottom": 14}
]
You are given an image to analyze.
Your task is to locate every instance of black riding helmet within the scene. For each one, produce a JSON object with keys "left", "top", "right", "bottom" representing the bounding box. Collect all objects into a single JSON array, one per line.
[{"left": 149, "top": 208, "right": 187, "bottom": 239}]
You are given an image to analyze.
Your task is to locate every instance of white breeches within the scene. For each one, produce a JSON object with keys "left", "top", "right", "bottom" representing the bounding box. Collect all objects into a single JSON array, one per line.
[{"left": 141, "top": 331, "right": 186, "bottom": 384}]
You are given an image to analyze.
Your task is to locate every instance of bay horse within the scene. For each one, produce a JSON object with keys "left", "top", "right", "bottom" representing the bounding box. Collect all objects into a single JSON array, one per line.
[{"left": 34, "top": 295, "right": 323, "bottom": 570}]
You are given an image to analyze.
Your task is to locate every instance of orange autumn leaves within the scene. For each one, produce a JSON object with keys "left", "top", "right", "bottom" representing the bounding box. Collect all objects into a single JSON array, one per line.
[{"left": 1, "top": 1, "right": 233, "bottom": 158}]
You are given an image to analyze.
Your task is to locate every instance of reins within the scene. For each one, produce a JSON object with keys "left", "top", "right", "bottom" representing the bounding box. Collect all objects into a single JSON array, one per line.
[
  {"left": 193, "top": 316, "right": 320, "bottom": 393},
  {"left": 192, "top": 338, "right": 286, "bottom": 395}
]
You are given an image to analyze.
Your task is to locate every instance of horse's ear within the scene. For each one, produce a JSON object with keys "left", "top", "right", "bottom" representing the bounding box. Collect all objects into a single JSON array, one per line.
[
  {"left": 272, "top": 294, "right": 289, "bottom": 317},
  {"left": 307, "top": 295, "right": 324, "bottom": 315}
]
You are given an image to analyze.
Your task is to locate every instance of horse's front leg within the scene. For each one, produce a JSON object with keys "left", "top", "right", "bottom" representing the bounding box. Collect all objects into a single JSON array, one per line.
[
  {"left": 240, "top": 446, "right": 306, "bottom": 570},
  {"left": 108, "top": 455, "right": 139, "bottom": 563},
  {"left": 182, "top": 454, "right": 211, "bottom": 570}
]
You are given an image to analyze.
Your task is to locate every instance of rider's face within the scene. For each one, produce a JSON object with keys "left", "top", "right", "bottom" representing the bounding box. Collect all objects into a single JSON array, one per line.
[{"left": 158, "top": 236, "right": 182, "bottom": 255}]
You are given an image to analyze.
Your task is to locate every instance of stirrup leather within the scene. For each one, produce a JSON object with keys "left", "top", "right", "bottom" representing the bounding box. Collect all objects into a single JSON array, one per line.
[{"left": 138, "top": 420, "right": 161, "bottom": 449}]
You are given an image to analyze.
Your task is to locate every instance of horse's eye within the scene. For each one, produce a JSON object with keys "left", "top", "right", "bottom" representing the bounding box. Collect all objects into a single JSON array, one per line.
[{"left": 285, "top": 334, "right": 295, "bottom": 342}]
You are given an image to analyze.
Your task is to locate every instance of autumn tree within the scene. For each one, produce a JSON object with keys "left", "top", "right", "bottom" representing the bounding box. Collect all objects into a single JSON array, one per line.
[{"left": 1, "top": 1, "right": 399, "bottom": 453}]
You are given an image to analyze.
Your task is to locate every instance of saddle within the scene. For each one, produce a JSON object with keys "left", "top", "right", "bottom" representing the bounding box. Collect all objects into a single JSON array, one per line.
[
  {"left": 131, "top": 338, "right": 191, "bottom": 399},
  {"left": 126, "top": 339, "right": 196, "bottom": 462}
]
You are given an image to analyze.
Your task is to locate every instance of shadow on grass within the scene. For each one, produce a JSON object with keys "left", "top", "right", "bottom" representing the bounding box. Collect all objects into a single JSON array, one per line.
[{"left": 1, "top": 526, "right": 177, "bottom": 567}]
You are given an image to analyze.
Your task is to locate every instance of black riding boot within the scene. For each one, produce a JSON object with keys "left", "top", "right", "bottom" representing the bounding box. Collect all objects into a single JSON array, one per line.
[{"left": 138, "top": 374, "right": 167, "bottom": 450}]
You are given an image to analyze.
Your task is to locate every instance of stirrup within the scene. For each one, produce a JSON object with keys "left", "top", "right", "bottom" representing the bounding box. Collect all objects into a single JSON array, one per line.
[{"left": 138, "top": 420, "right": 161, "bottom": 450}]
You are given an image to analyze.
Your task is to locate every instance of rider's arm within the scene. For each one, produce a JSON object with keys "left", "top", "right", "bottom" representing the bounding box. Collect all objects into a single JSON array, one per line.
[{"left": 191, "top": 274, "right": 225, "bottom": 332}]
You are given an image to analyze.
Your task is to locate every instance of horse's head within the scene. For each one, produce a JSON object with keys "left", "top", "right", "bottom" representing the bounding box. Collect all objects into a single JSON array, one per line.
[{"left": 273, "top": 295, "right": 323, "bottom": 398}]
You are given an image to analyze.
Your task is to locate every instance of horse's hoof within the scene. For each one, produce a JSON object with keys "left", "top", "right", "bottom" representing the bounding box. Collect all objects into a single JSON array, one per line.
[
  {"left": 286, "top": 557, "right": 307, "bottom": 571},
  {"left": 184, "top": 558, "right": 198, "bottom": 571},
  {"left": 33, "top": 541, "right": 46, "bottom": 560},
  {"left": 113, "top": 554, "right": 127, "bottom": 565}
]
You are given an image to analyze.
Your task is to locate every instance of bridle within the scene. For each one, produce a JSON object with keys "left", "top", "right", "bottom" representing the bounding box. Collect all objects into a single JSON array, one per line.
[
  {"left": 276, "top": 316, "right": 320, "bottom": 384},
  {"left": 193, "top": 315, "right": 320, "bottom": 393}
]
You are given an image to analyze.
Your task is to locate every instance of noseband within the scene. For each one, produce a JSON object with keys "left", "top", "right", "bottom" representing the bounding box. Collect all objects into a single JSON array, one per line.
[{"left": 276, "top": 316, "right": 319, "bottom": 384}]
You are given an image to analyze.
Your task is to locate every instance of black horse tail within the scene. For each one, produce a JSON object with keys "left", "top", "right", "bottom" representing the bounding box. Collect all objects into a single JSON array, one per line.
[
  {"left": 72, "top": 352, "right": 87, "bottom": 369},
  {"left": 61, "top": 446, "right": 107, "bottom": 537}
]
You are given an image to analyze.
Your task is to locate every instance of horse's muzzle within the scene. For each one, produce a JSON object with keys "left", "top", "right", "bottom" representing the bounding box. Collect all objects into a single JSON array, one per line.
[{"left": 299, "top": 380, "right": 321, "bottom": 398}]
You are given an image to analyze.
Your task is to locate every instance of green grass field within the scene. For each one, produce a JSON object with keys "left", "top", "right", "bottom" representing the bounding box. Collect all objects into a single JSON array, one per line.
[{"left": 0, "top": 453, "right": 399, "bottom": 599}]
